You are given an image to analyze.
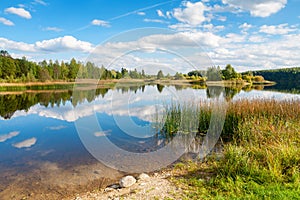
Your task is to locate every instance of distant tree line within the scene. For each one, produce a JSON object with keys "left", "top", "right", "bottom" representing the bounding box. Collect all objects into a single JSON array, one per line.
[
  {"left": 0, "top": 50, "right": 151, "bottom": 82},
  {"left": 251, "top": 67, "right": 300, "bottom": 86},
  {"left": 187, "top": 64, "right": 265, "bottom": 83},
  {"left": 1, "top": 50, "right": 274, "bottom": 84}
]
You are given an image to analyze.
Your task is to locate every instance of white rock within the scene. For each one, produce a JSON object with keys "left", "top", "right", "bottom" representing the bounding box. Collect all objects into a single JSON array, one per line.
[
  {"left": 139, "top": 182, "right": 146, "bottom": 186},
  {"left": 137, "top": 173, "right": 150, "bottom": 181},
  {"left": 119, "top": 176, "right": 136, "bottom": 188}
]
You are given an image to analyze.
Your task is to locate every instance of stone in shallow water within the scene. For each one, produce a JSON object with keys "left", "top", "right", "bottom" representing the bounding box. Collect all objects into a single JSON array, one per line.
[{"left": 119, "top": 176, "right": 136, "bottom": 188}]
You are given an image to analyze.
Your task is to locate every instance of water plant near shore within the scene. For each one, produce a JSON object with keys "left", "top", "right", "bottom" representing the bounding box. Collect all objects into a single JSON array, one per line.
[{"left": 163, "top": 99, "right": 300, "bottom": 199}]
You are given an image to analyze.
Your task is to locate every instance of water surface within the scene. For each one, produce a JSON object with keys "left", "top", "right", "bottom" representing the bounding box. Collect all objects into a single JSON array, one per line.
[{"left": 0, "top": 83, "right": 299, "bottom": 199}]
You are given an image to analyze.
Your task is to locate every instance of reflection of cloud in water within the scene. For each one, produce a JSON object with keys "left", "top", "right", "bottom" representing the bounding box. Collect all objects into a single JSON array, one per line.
[
  {"left": 8, "top": 86, "right": 206, "bottom": 123},
  {"left": 4, "top": 87, "right": 208, "bottom": 124},
  {"left": 233, "top": 90, "right": 300, "bottom": 101},
  {"left": 94, "top": 130, "right": 112, "bottom": 137},
  {"left": 47, "top": 125, "right": 67, "bottom": 130},
  {"left": 13, "top": 137, "right": 37, "bottom": 148},
  {"left": 0, "top": 131, "right": 20, "bottom": 142}
]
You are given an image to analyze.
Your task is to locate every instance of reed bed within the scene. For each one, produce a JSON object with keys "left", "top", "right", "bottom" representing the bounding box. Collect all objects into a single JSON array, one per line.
[{"left": 163, "top": 99, "right": 300, "bottom": 199}]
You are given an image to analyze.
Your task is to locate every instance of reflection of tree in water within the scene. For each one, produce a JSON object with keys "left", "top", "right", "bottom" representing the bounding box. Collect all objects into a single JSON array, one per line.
[
  {"left": 206, "top": 86, "right": 242, "bottom": 100},
  {"left": 157, "top": 84, "right": 164, "bottom": 93},
  {"left": 0, "top": 88, "right": 112, "bottom": 119},
  {"left": 0, "top": 84, "right": 154, "bottom": 119},
  {"left": 206, "top": 86, "right": 223, "bottom": 99},
  {"left": 253, "top": 85, "right": 265, "bottom": 90},
  {"left": 118, "top": 84, "right": 146, "bottom": 94},
  {"left": 174, "top": 85, "right": 189, "bottom": 91},
  {"left": 224, "top": 87, "right": 242, "bottom": 100}
]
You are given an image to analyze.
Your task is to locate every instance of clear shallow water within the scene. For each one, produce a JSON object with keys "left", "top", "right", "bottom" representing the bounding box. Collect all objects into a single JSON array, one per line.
[{"left": 0, "top": 84, "right": 300, "bottom": 198}]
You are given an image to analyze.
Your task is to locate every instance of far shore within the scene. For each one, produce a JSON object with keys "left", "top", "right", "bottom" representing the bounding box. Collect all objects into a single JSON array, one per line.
[
  {"left": 0, "top": 78, "right": 276, "bottom": 88},
  {"left": 0, "top": 78, "right": 197, "bottom": 87},
  {"left": 206, "top": 80, "right": 276, "bottom": 87}
]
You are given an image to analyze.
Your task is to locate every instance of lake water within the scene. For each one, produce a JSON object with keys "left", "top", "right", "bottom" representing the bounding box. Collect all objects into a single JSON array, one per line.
[{"left": 0, "top": 83, "right": 299, "bottom": 199}]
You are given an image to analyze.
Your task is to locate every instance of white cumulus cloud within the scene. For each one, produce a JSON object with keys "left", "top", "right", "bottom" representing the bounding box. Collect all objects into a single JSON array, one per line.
[
  {"left": 0, "top": 36, "right": 93, "bottom": 53},
  {"left": 5, "top": 7, "right": 32, "bottom": 19},
  {"left": 173, "top": 1, "right": 209, "bottom": 26},
  {"left": 35, "top": 36, "right": 93, "bottom": 52},
  {"left": 239, "top": 23, "right": 252, "bottom": 31},
  {"left": 259, "top": 23, "right": 297, "bottom": 35},
  {"left": 222, "top": 0, "right": 287, "bottom": 17},
  {"left": 0, "top": 17, "right": 14, "bottom": 26},
  {"left": 0, "top": 37, "right": 35, "bottom": 52}
]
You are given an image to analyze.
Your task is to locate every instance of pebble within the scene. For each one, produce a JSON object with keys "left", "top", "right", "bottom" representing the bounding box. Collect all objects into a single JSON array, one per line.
[
  {"left": 109, "top": 184, "right": 120, "bottom": 189},
  {"left": 104, "top": 188, "right": 115, "bottom": 192},
  {"left": 137, "top": 173, "right": 150, "bottom": 181},
  {"left": 119, "top": 176, "right": 136, "bottom": 188}
]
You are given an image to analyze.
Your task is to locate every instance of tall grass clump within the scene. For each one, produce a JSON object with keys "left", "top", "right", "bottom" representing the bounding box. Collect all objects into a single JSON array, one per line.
[
  {"left": 159, "top": 100, "right": 216, "bottom": 139},
  {"left": 166, "top": 99, "right": 300, "bottom": 199}
]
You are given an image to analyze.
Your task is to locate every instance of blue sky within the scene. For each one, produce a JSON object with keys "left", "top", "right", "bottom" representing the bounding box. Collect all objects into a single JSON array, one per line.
[{"left": 0, "top": 0, "right": 299, "bottom": 72}]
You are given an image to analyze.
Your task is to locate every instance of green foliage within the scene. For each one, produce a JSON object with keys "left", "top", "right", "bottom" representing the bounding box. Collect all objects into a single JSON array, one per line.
[
  {"left": 157, "top": 70, "right": 164, "bottom": 79},
  {"left": 206, "top": 66, "right": 222, "bottom": 81},
  {"left": 253, "top": 75, "right": 265, "bottom": 82},
  {"left": 253, "top": 67, "right": 300, "bottom": 88},
  {"left": 187, "top": 65, "right": 267, "bottom": 83},
  {"left": 0, "top": 50, "right": 153, "bottom": 82},
  {"left": 174, "top": 72, "right": 184, "bottom": 80},
  {"left": 222, "top": 64, "right": 240, "bottom": 80},
  {"left": 38, "top": 68, "right": 51, "bottom": 82},
  {"left": 168, "top": 100, "right": 300, "bottom": 199},
  {"left": 187, "top": 70, "right": 204, "bottom": 77}
]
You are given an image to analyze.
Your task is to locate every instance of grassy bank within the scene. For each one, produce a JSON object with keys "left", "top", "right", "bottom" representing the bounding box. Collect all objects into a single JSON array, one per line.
[{"left": 161, "top": 100, "right": 300, "bottom": 199}]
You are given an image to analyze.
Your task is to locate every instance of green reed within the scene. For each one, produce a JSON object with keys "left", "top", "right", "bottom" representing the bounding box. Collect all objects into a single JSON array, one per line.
[{"left": 164, "top": 99, "right": 300, "bottom": 199}]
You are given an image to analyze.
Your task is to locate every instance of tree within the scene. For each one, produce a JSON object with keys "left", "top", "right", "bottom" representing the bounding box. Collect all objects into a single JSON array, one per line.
[
  {"left": 60, "top": 61, "right": 69, "bottom": 80},
  {"left": 187, "top": 70, "right": 204, "bottom": 77},
  {"left": 121, "top": 67, "right": 129, "bottom": 78},
  {"left": 141, "top": 69, "right": 145, "bottom": 78},
  {"left": 53, "top": 60, "right": 61, "bottom": 80},
  {"left": 68, "top": 58, "right": 79, "bottom": 80},
  {"left": 0, "top": 56, "right": 16, "bottom": 79},
  {"left": 253, "top": 75, "right": 264, "bottom": 82},
  {"left": 207, "top": 66, "right": 222, "bottom": 81},
  {"left": 38, "top": 68, "right": 51, "bottom": 82},
  {"left": 157, "top": 70, "right": 164, "bottom": 79},
  {"left": 174, "top": 72, "right": 184, "bottom": 80},
  {"left": 129, "top": 68, "right": 140, "bottom": 79},
  {"left": 222, "top": 64, "right": 239, "bottom": 80},
  {"left": 0, "top": 50, "right": 10, "bottom": 57}
]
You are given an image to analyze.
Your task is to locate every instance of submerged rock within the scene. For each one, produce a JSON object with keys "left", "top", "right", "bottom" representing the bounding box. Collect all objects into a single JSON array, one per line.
[{"left": 119, "top": 176, "right": 136, "bottom": 188}]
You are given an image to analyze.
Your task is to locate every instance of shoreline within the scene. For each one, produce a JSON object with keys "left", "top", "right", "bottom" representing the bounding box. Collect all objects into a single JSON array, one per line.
[{"left": 0, "top": 79, "right": 275, "bottom": 88}]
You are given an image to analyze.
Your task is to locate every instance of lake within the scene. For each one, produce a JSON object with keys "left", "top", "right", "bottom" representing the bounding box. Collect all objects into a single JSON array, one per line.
[{"left": 0, "top": 83, "right": 299, "bottom": 199}]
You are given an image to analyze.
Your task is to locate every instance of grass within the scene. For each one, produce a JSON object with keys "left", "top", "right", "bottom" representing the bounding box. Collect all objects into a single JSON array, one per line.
[{"left": 160, "top": 99, "right": 300, "bottom": 199}]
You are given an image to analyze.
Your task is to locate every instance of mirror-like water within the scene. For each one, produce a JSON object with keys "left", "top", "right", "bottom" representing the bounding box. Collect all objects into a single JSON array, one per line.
[{"left": 0, "top": 83, "right": 299, "bottom": 199}]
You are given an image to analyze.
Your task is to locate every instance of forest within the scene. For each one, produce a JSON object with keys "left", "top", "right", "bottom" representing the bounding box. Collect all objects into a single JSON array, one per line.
[
  {"left": 252, "top": 67, "right": 300, "bottom": 87},
  {"left": 0, "top": 50, "right": 149, "bottom": 82},
  {"left": 0, "top": 49, "right": 279, "bottom": 83}
]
